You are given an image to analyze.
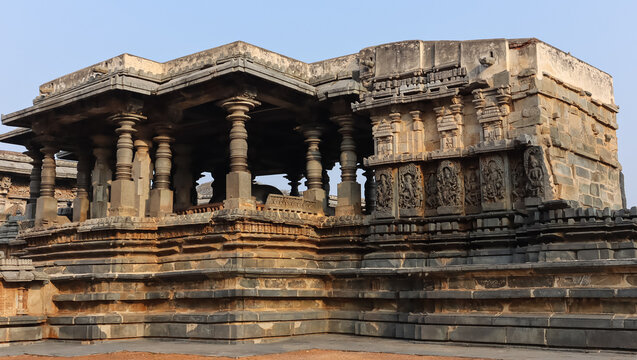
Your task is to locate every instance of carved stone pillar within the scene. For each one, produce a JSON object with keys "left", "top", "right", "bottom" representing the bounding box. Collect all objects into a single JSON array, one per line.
[
  {"left": 333, "top": 114, "right": 362, "bottom": 216},
  {"left": 109, "top": 113, "right": 144, "bottom": 217},
  {"left": 72, "top": 150, "right": 91, "bottom": 222},
  {"left": 173, "top": 144, "right": 194, "bottom": 212},
  {"left": 285, "top": 172, "right": 301, "bottom": 197},
  {"left": 149, "top": 127, "right": 174, "bottom": 217},
  {"left": 131, "top": 138, "right": 153, "bottom": 217},
  {"left": 90, "top": 135, "right": 112, "bottom": 219},
  {"left": 219, "top": 96, "right": 260, "bottom": 210},
  {"left": 35, "top": 142, "right": 58, "bottom": 225},
  {"left": 301, "top": 126, "right": 326, "bottom": 212},
  {"left": 24, "top": 144, "right": 42, "bottom": 220},
  {"left": 363, "top": 168, "right": 376, "bottom": 214}
]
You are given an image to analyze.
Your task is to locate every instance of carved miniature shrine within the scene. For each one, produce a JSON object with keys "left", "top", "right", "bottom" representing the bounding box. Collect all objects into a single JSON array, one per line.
[{"left": 0, "top": 39, "right": 634, "bottom": 350}]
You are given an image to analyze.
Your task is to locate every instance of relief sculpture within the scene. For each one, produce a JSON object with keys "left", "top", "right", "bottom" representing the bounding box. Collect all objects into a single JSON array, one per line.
[
  {"left": 398, "top": 163, "right": 423, "bottom": 209},
  {"left": 464, "top": 168, "right": 481, "bottom": 207},
  {"left": 511, "top": 160, "right": 526, "bottom": 203},
  {"left": 437, "top": 160, "right": 461, "bottom": 207},
  {"left": 481, "top": 158, "right": 505, "bottom": 202},
  {"left": 425, "top": 172, "right": 439, "bottom": 209},
  {"left": 375, "top": 168, "right": 393, "bottom": 212},
  {"left": 524, "top": 147, "right": 545, "bottom": 198}
]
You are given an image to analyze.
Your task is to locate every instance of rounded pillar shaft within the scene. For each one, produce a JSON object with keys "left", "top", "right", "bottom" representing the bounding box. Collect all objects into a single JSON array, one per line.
[
  {"left": 149, "top": 130, "right": 174, "bottom": 217},
  {"left": 72, "top": 151, "right": 91, "bottom": 222},
  {"left": 35, "top": 143, "right": 58, "bottom": 225},
  {"left": 90, "top": 138, "right": 113, "bottom": 219},
  {"left": 219, "top": 96, "right": 260, "bottom": 210},
  {"left": 132, "top": 138, "right": 153, "bottom": 217},
  {"left": 25, "top": 146, "right": 43, "bottom": 220},
  {"left": 110, "top": 113, "right": 144, "bottom": 217},
  {"left": 333, "top": 115, "right": 362, "bottom": 216},
  {"left": 301, "top": 126, "right": 327, "bottom": 212},
  {"left": 173, "top": 144, "right": 194, "bottom": 211}
]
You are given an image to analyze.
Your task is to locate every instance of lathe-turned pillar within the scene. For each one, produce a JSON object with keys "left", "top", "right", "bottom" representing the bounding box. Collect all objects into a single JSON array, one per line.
[
  {"left": 109, "top": 113, "right": 145, "bottom": 217},
  {"left": 90, "top": 135, "right": 112, "bottom": 219},
  {"left": 35, "top": 141, "right": 58, "bottom": 225},
  {"left": 219, "top": 95, "right": 260, "bottom": 210},
  {"left": 333, "top": 114, "right": 362, "bottom": 216},
  {"left": 301, "top": 126, "right": 327, "bottom": 212},
  {"left": 72, "top": 150, "right": 91, "bottom": 222},
  {"left": 173, "top": 144, "right": 194, "bottom": 212},
  {"left": 132, "top": 137, "right": 153, "bottom": 217},
  {"left": 24, "top": 143, "right": 42, "bottom": 220},
  {"left": 149, "top": 126, "right": 174, "bottom": 217}
]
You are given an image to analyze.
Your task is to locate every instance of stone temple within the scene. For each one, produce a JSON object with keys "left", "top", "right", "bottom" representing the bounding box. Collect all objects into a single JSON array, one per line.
[{"left": 0, "top": 38, "right": 634, "bottom": 350}]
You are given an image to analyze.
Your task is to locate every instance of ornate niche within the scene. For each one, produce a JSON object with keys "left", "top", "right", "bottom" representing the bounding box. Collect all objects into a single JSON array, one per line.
[
  {"left": 371, "top": 117, "right": 394, "bottom": 162},
  {"left": 480, "top": 155, "right": 509, "bottom": 211},
  {"left": 398, "top": 163, "right": 423, "bottom": 217},
  {"left": 523, "top": 146, "right": 552, "bottom": 205},
  {"left": 374, "top": 167, "right": 394, "bottom": 218},
  {"left": 436, "top": 160, "right": 463, "bottom": 215},
  {"left": 434, "top": 95, "right": 464, "bottom": 152},
  {"left": 463, "top": 163, "right": 481, "bottom": 214},
  {"left": 473, "top": 87, "right": 512, "bottom": 144}
]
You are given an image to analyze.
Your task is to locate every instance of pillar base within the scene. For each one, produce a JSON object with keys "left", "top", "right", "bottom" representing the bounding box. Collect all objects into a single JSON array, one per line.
[
  {"left": 72, "top": 196, "right": 90, "bottom": 223},
  {"left": 226, "top": 171, "right": 252, "bottom": 200},
  {"left": 149, "top": 188, "right": 174, "bottom": 217},
  {"left": 110, "top": 179, "right": 137, "bottom": 217},
  {"left": 303, "top": 188, "right": 327, "bottom": 214},
  {"left": 335, "top": 181, "right": 362, "bottom": 216},
  {"left": 223, "top": 197, "right": 256, "bottom": 210},
  {"left": 35, "top": 196, "right": 58, "bottom": 225}
]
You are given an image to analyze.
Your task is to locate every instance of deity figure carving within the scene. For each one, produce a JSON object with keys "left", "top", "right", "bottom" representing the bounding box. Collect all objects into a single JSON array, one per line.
[
  {"left": 425, "top": 172, "right": 439, "bottom": 209},
  {"left": 437, "top": 161, "right": 461, "bottom": 207},
  {"left": 399, "top": 163, "right": 423, "bottom": 209},
  {"left": 511, "top": 160, "right": 526, "bottom": 202},
  {"left": 375, "top": 168, "right": 393, "bottom": 212},
  {"left": 464, "top": 168, "right": 481, "bottom": 207},
  {"left": 524, "top": 147, "right": 545, "bottom": 198},
  {"left": 0, "top": 176, "right": 11, "bottom": 192},
  {"left": 481, "top": 158, "right": 505, "bottom": 202}
]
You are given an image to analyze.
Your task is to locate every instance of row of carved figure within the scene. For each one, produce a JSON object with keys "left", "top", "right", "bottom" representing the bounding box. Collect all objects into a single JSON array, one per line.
[{"left": 374, "top": 147, "right": 547, "bottom": 215}]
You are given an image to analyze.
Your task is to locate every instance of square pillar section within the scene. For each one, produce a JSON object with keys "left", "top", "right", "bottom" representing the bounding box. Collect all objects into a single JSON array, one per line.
[
  {"left": 109, "top": 113, "right": 145, "bottom": 217},
  {"left": 219, "top": 95, "right": 260, "bottom": 210},
  {"left": 149, "top": 127, "right": 174, "bottom": 217},
  {"left": 333, "top": 114, "right": 362, "bottom": 216}
]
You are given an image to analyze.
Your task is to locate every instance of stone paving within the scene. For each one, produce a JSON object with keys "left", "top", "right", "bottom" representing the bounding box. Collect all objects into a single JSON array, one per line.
[{"left": 0, "top": 335, "right": 634, "bottom": 359}]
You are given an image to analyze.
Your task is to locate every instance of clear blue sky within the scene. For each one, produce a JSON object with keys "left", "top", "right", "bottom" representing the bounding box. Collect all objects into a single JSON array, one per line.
[{"left": 1, "top": 1, "right": 635, "bottom": 204}]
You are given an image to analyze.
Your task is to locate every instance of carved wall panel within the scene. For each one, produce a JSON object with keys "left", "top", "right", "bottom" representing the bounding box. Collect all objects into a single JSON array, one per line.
[
  {"left": 463, "top": 164, "right": 481, "bottom": 214},
  {"left": 480, "top": 155, "right": 508, "bottom": 210},
  {"left": 398, "top": 163, "right": 423, "bottom": 217},
  {"left": 510, "top": 156, "right": 526, "bottom": 208},
  {"left": 374, "top": 167, "right": 394, "bottom": 218},
  {"left": 436, "top": 160, "right": 463, "bottom": 214},
  {"left": 524, "top": 146, "right": 551, "bottom": 204},
  {"left": 425, "top": 169, "right": 439, "bottom": 215}
]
